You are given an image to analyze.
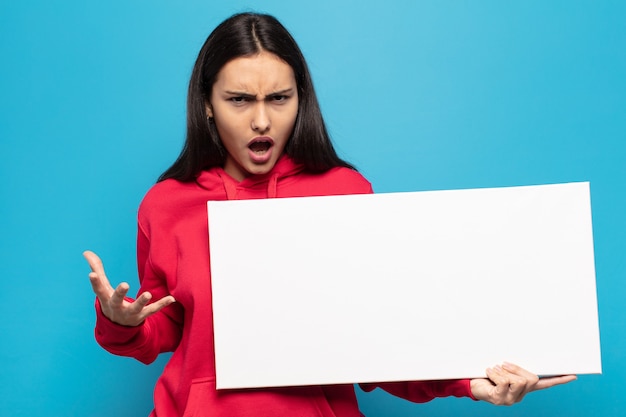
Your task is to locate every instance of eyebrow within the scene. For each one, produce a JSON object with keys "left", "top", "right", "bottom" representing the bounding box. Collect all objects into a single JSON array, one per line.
[{"left": 224, "top": 88, "right": 295, "bottom": 98}]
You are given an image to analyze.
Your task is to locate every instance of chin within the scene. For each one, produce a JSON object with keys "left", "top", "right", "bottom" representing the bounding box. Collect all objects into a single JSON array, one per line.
[{"left": 248, "top": 161, "right": 276, "bottom": 175}]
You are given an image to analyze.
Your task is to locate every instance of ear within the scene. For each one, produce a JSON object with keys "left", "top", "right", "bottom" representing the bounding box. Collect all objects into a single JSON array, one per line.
[{"left": 205, "top": 101, "right": 213, "bottom": 118}]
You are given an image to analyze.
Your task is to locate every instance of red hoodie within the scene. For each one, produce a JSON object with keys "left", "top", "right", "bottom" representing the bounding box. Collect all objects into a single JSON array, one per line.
[{"left": 94, "top": 155, "right": 474, "bottom": 416}]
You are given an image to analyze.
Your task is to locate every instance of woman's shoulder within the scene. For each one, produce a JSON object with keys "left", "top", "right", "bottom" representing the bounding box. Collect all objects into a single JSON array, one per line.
[
  {"left": 286, "top": 166, "right": 373, "bottom": 196},
  {"left": 137, "top": 178, "right": 212, "bottom": 222},
  {"left": 326, "top": 166, "right": 372, "bottom": 189},
  {"left": 140, "top": 178, "right": 188, "bottom": 208}
]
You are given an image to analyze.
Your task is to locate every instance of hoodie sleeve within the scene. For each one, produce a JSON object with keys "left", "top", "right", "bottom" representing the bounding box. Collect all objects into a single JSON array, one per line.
[
  {"left": 93, "top": 217, "right": 183, "bottom": 365},
  {"left": 359, "top": 379, "right": 476, "bottom": 403}
]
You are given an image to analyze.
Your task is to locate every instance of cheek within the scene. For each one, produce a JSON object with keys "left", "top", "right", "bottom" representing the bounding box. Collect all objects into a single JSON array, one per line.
[
  {"left": 283, "top": 106, "right": 299, "bottom": 133},
  {"left": 215, "top": 115, "right": 245, "bottom": 139}
]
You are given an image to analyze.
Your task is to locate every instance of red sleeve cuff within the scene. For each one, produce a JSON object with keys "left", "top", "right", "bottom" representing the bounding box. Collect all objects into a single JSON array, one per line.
[
  {"left": 93, "top": 297, "right": 145, "bottom": 346},
  {"left": 437, "top": 378, "right": 477, "bottom": 401},
  {"left": 467, "top": 379, "right": 477, "bottom": 401},
  {"left": 360, "top": 378, "right": 476, "bottom": 403}
]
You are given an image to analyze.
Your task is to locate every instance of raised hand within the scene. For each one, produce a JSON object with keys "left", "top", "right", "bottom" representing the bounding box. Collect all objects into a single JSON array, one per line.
[
  {"left": 83, "top": 250, "right": 175, "bottom": 326},
  {"left": 470, "top": 362, "right": 576, "bottom": 405}
]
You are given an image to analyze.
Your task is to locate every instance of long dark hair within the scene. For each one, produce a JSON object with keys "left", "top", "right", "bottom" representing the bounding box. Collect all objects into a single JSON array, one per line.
[{"left": 158, "top": 12, "right": 354, "bottom": 182}]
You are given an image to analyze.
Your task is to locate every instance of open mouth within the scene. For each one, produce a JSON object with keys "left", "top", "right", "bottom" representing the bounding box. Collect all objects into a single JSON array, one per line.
[
  {"left": 248, "top": 141, "right": 272, "bottom": 154},
  {"left": 248, "top": 137, "right": 274, "bottom": 154}
]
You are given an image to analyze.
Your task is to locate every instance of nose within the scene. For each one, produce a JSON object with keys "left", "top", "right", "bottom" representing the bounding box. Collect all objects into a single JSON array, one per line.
[{"left": 251, "top": 102, "right": 270, "bottom": 133}]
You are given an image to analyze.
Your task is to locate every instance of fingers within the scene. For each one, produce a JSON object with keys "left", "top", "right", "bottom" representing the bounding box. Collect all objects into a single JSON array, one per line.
[
  {"left": 502, "top": 362, "right": 538, "bottom": 381},
  {"left": 110, "top": 282, "right": 131, "bottom": 307},
  {"left": 480, "top": 363, "right": 577, "bottom": 406},
  {"left": 126, "top": 291, "right": 152, "bottom": 315},
  {"left": 83, "top": 250, "right": 106, "bottom": 277},
  {"left": 502, "top": 362, "right": 539, "bottom": 400},
  {"left": 84, "top": 251, "right": 114, "bottom": 295},
  {"left": 535, "top": 374, "right": 577, "bottom": 390},
  {"left": 120, "top": 294, "right": 177, "bottom": 326},
  {"left": 88, "top": 272, "right": 109, "bottom": 298},
  {"left": 485, "top": 365, "right": 528, "bottom": 405},
  {"left": 501, "top": 363, "right": 575, "bottom": 391},
  {"left": 83, "top": 250, "right": 176, "bottom": 326},
  {"left": 139, "top": 294, "right": 177, "bottom": 317}
]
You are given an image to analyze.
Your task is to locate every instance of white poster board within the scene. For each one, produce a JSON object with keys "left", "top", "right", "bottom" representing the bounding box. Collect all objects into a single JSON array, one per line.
[{"left": 208, "top": 182, "right": 601, "bottom": 389}]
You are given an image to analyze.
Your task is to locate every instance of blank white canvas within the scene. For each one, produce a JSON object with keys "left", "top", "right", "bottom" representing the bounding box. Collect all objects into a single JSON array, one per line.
[{"left": 208, "top": 182, "right": 601, "bottom": 389}]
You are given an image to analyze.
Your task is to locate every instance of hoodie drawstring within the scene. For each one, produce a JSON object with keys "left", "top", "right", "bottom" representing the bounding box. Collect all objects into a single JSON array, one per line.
[
  {"left": 207, "top": 156, "right": 303, "bottom": 199},
  {"left": 268, "top": 173, "right": 279, "bottom": 198},
  {"left": 221, "top": 176, "right": 239, "bottom": 200},
  {"left": 216, "top": 171, "right": 280, "bottom": 199}
]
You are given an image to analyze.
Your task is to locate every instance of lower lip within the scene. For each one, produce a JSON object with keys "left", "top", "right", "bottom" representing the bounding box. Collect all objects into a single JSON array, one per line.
[{"left": 248, "top": 145, "right": 274, "bottom": 164}]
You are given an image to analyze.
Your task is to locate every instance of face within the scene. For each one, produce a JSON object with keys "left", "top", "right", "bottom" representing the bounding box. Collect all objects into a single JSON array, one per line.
[{"left": 207, "top": 51, "right": 299, "bottom": 181}]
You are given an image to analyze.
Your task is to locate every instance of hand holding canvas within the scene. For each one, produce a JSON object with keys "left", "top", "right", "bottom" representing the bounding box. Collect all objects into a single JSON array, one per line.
[{"left": 470, "top": 362, "right": 577, "bottom": 405}]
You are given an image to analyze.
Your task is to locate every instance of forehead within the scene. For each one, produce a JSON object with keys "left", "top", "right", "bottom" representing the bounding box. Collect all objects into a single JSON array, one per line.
[{"left": 214, "top": 51, "right": 296, "bottom": 91}]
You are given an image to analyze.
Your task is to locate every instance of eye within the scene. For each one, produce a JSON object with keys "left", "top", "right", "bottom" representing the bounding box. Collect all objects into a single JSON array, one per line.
[
  {"left": 229, "top": 96, "right": 249, "bottom": 104},
  {"left": 269, "top": 94, "right": 289, "bottom": 103}
]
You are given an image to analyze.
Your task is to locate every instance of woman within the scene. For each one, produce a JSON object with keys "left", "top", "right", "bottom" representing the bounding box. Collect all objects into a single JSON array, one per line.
[{"left": 84, "top": 12, "right": 575, "bottom": 417}]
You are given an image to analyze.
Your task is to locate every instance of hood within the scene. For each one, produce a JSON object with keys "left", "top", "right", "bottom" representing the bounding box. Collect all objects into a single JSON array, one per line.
[{"left": 195, "top": 154, "right": 305, "bottom": 200}]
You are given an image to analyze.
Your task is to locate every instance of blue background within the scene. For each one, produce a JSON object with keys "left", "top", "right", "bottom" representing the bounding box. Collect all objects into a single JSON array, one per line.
[{"left": 1, "top": 1, "right": 624, "bottom": 416}]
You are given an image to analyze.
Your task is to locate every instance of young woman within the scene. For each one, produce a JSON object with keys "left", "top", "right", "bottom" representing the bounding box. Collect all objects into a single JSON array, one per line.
[{"left": 84, "top": 12, "right": 575, "bottom": 417}]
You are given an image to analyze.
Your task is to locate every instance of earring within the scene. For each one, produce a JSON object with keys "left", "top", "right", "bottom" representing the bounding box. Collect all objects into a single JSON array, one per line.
[{"left": 207, "top": 116, "right": 214, "bottom": 124}]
